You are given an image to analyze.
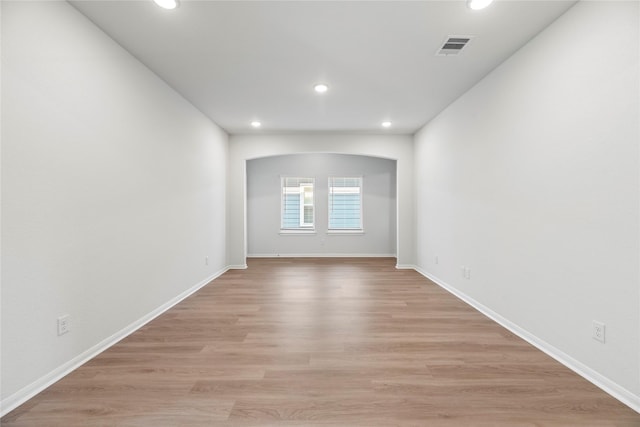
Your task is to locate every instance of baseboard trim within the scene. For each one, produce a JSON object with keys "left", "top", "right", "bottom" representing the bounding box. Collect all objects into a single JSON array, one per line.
[
  {"left": 414, "top": 266, "right": 640, "bottom": 415},
  {"left": 395, "top": 264, "right": 417, "bottom": 270},
  {"left": 247, "top": 253, "right": 397, "bottom": 258},
  {"left": 227, "top": 264, "right": 248, "bottom": 269},
  {"left": 0, "top": 266, "right": 231, "bottom": 418}
]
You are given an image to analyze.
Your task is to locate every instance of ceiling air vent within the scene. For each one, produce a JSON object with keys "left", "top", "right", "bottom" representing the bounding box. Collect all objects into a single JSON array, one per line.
[{"left": 436, "top": 36, "right": 474, "bottom": 56}]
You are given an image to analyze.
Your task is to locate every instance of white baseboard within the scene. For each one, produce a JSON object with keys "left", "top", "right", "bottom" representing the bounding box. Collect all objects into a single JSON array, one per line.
[
  {"left": 0, "top": 266, "right": 232, "bottom": 418},
  {"left": 227, "top": 264, "right": 248, "bottom": 269},
  {"left": 247, "top": 253, "right": 396, "bottom": 258},
  {"left": 395, "top": 264, "right": 417, "bottom": 270},
  {"left": 413, "top": 266, "right": 640, "bottom": 415}
]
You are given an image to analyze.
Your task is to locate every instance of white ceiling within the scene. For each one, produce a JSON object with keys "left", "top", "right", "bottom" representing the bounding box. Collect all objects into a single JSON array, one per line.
[{"left": 71, "top": 0, "right": 576, "bottom": 134}]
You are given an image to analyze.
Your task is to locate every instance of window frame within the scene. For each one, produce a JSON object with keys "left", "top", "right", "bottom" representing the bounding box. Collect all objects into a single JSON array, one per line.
[
  {"left": 299, "top": 183, "right": 314, "bottom": 228},
  {"left": 280, "top": 176, "right": 315, "bottom": 232}
]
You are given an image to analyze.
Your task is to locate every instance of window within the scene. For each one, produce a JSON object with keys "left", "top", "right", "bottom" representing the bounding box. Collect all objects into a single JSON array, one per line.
[
  {"left": 281, "top": 177, "right": 315, "bottom": 230},
  {"left": 328, "top": 176, "right": 362, "bottom": 230}
]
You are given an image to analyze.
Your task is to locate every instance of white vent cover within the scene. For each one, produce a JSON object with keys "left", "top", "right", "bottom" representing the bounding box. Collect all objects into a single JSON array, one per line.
[{"left": 436, "top": 36, "right": 474, "bottom": 56}]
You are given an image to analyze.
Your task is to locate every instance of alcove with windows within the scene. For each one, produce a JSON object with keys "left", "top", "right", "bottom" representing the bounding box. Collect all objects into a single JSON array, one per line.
[{"left": 246, "top": 153, "right": 396, "bottom": 257}]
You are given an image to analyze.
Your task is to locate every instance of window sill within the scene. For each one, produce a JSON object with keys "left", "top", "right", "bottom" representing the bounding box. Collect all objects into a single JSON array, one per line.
[
  {"left": 279, "top": 229, "right": 317, "bottom": 235},
  {"left": 326, "top": 230, "right": 365, "bottom": 235}
]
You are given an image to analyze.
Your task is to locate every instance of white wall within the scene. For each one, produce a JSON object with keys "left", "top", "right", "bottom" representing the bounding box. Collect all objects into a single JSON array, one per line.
[
  {"left": 228, "top": 134, "right": 414, "bottom": 267},
  {"left": 1, "top": 1, "right": 228, "bottom": 412},
  {"left": 247, "top": 153, "right": 396, "bottom": 256},
  {"left": 414, "top": 0, "right": 640, "bottom": 408}
]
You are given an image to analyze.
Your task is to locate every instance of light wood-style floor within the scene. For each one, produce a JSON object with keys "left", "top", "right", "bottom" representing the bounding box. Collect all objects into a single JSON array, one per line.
[{"left": 3, "top": 258, "right": 639, "bottom": 426}]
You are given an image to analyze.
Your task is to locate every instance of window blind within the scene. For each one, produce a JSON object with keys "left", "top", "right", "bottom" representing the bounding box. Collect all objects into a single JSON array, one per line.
[{"left": 328, "top": 176, "right": 362, "bottom": 230}]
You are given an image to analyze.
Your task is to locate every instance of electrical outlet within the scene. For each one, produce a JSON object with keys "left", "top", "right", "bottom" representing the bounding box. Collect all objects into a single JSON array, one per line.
[
  {"left": 460, "top": 266, "right": 471, "bottom": 279},
  {"left": 592, "top": 320, "right": 605, "bottom": 343},
  {"left": 435, "top": 256, "right": 439, "bottom": 265},
  {"left": 57, "top": 315, "right": 70, "bottom": 336},
  {"left": 205, "top": 256, "right": 209, "bottom": 266}
]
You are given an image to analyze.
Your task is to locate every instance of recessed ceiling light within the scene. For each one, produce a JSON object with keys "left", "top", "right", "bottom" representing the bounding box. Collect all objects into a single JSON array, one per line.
[
  {"left": 467, "top": 0, "right": 493, "bottom": 10},
  {"left": 314, "top": 83, "right": 329, "bottom": 94},
  {"left": 382, "top": 121, "right": 392, "bottom": 128},
  {"left": 153, "top": 0, "right": 179, "bottom": 10},
  {"left": 251, "top": 121, "right": 262, "bottom": 128}
]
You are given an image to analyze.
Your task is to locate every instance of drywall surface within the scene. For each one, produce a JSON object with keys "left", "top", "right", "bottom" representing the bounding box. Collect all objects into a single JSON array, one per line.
[
  {"left": 1, "top": 1, "right": 228, "bottom": 408},
  {"left": 228, "top": 134, "right": 414, "bottom": 266},
  {"left": 414, "top": 0, "right": 639, "bottom": 400},
  {"left": 247, "top": 153, "right": 396, "bottom": 256}
]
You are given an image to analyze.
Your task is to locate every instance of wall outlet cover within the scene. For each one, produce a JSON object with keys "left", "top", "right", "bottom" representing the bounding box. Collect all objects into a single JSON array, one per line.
[
  {"left": 592, "top": 320, "right": 605, "bottom": 343},
  {"left": 57, "top": 315, "right": 70, "bottom": 336}
]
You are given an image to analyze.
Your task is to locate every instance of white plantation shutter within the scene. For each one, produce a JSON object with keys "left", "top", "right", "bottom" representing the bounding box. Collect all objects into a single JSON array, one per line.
[
  {"left": 281, "top": 177, "right": 314, "bottom": 229},
  {"left": 328, "top": 177, "right": 362, "bottom": 230}
]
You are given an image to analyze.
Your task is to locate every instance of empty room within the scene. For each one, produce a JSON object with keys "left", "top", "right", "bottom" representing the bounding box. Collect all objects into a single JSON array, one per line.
[{"left": 1, "top": 0, "right": 639, "bottom": 425}]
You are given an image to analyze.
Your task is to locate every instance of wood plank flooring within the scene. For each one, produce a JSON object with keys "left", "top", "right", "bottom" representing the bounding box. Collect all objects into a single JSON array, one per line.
[{"left": 3, "top": 258, "right": 639, "bottom": 426}]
